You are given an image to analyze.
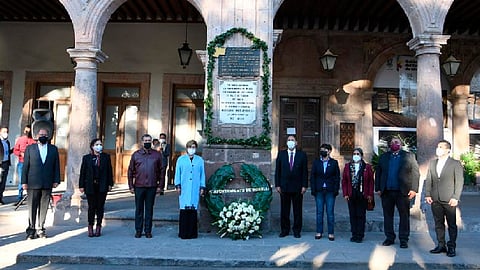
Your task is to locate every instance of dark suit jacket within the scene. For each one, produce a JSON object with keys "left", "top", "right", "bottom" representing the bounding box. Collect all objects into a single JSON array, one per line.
[
  {"left": 275, "top": 149, "right": 308, "bottom": 192},
  {"left": 310, "top": 158, "right": 340, "bottom": 195},
  {"left": 79, "top": 152, "right": 114, "bottom": 194},
  {"left": 21, "top": 143, "right": 61, "bottom": 189},
  {"left": 375, "top": 150, "right": 420, "bottom": 195},
  {"left": 425, "top": 157, "right": 464, "bottom": 202},
  {"left": 161, "top": 143, "right": 170, "bottom": 168},
  {"left": 0, "top": 139, "right": 12, "bottom": 166}
]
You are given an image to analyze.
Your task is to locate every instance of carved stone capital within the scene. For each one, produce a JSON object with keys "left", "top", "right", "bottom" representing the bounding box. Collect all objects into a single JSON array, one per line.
[
  {"left": 407, "top": 34, "right": 450, "bottom": 56},
  {"left": 67, "top": 48, "right": 108, "bottom": 69}
]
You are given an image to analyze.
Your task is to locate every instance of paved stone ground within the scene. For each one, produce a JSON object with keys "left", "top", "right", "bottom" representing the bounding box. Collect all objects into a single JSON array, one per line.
[{"left": 1, "top": 184, "right": 479, "bottom": 269}]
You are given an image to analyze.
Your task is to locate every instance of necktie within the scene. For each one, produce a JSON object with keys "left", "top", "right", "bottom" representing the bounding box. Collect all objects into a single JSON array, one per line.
[{"left": 289, "top": 152, "right": 294, "bottom": 170}]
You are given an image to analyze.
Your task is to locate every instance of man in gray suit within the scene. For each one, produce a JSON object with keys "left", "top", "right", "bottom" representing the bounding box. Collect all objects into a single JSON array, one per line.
[
  {"left": 425, "top": 140, "right": 464, "bottom": 257},
  {"left": 22, "top": 128, "right": 60, "bottom": 239}
]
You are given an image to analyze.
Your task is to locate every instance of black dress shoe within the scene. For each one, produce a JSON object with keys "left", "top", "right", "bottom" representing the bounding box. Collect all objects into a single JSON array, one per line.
[
  {"left": 26, "top": 234, "right": 36, "bottom": 240},
  {"left": 134, "top": 232, "right": 142, "bottom": 238},
  {"left": 382, "top": 239, "right": 394, "bottom": 246},
  {"left": 447, "top": 247, "right": 456, "bottom": 257},
  {"left": 400, "top": 241, "right": 408, "bottom": 248},
  {"left": 278, "top": 232, "right": 288, "bottom": 238},
  {"left": 430, "top": 246, "right": 447, "bottom": 254},
  {"left": 293, "top": 233, "right": 301, "bottom": 238},
  {"left": 145, "top": 233, "right": 152, "bottom": 238},
  {"left": 315, "top": 233, "right": 322, "bottom": 240}
]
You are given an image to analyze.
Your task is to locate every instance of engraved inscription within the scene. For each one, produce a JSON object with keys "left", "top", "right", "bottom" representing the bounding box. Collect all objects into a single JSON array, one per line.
[
  {"left": 219, "top": 80, "right": 257, "bottom": 124},
  {"left": 218, "top": 48, "right": 261, "bottom": 77}
]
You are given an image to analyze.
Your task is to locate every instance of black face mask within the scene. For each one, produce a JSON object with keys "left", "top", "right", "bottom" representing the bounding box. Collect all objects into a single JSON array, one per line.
[
  {"left": 144, "top": 142, "right": 152, "bottom": 149},
  {"left": 320, "top": 150, "right": 328, "bottom": 157},
  {"left": 38, "top": 136, "right": 48, "bottom": 144}
]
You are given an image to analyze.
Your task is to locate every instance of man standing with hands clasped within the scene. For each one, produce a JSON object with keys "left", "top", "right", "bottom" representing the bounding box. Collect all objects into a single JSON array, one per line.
[
  {"left": 425, "top": 140, "right": 463, "bottom": 257},
  {"left": 275, "top": 134, "right": 308, "bottom": 238},
  {"left": 375, "top": 137, "right": 419, "bottom": 249},
  {"left": 128, "top": 134, "right": 163, "bottom": 239}
]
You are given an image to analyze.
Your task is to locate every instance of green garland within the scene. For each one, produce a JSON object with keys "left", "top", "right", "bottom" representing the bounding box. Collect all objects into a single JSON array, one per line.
[
  {"left": 205, "top": 163, "right": 273, "bottom": 220},
  {"left": 204, "top": 28, "right": 272, "bottom": 149}
]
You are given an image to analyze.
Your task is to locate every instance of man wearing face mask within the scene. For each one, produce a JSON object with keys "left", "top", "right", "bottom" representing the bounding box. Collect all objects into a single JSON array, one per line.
[
  {"left": 275, "top": 134, "right": 308, "bottom": 238},
  {"left": 425, "top": 140, "right": 463, "bottom": 257},
  {"left": 128, "top": 134, "right": 163, "bottom": 238},
  {"left": 174, "top": 140, "right": 205, "bottom": 239},
  {"left": 158, "top": 133, "right": 171, "bottom": 192},
  {"left": 0, "top": 127, "right": 12, "bottom": 205},
  {"left": 22, "top": 128, "right": 60, "bottom": 239},
  {"left": 375, "top": 137, "right": 419, "bottom": 248}
]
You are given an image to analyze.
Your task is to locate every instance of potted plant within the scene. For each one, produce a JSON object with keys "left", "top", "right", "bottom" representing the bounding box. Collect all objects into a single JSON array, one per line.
[{"left": 459, "top": 152, "right": 480, "bottom": 186}]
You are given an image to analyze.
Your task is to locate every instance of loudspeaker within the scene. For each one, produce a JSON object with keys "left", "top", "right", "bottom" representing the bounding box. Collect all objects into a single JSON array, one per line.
[{"left": 32, "top": 109, "right": 54, "bottom": 139}]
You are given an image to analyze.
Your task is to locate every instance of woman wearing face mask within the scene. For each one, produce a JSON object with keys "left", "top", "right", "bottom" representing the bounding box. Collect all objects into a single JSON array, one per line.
[
  {"left": 310, "top": 143, "right": 340, "bottom": 241},
  {"left": 79, "top": 138, "right": 113, "bottom": 237},
  {"left": 174, "top": 140, "right": 205, "bottom": 239},
  {"left": 342, "top": 148, "right": 374, "bottom": 243}
]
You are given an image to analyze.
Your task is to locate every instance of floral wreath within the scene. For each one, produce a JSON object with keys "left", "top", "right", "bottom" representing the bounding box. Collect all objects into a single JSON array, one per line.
[
  {"left": 204, "top": 27, "right": 272, "bottom": 149},
  {"left": 205, "top": 163, "right": 273, "bottom": 220}
]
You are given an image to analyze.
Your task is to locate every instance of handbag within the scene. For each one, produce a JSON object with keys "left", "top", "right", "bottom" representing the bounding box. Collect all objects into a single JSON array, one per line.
[{"left": 367, "top": 197, "right": 375, "bottom": 211}]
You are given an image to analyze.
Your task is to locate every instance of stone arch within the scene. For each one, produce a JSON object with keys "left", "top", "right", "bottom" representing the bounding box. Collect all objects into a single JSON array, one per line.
[
  {"left": 365, "top": 42, "right": 413, "bottom": 83},
  {"left": 60, "top": 0, "right": 126, "bottom": 48},
  {"left": 396, "top": 0, "right": 453, "bottom": 36}
]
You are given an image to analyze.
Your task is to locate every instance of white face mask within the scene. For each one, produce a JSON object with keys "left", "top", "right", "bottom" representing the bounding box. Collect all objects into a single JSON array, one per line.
[
  {"left": 93, "top": 145, "right": 103, "bottom": 153},
  {"left": 187, "top": 148, "right": 196, "bottom": 156},
  {"left": 286, "top": 141, "right": 296, "bottom": 149},
  {"left": 436, "top": 148, "right": 447, "bottom": 157},
  {"left": 159, "top": 139, "right": 166, "bottom": 144},
  {"left": 352, "top": 155, "right": 361, "bottom": 162},
  {"left": 0, "top": 133, "right": 8, "bottom": 140}
]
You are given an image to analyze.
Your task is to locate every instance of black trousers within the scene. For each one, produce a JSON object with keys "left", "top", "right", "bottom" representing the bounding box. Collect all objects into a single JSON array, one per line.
[
  {"left": 26, "top": 189, "right": 51, "bottom": 236},
  {"left": 280, "top": 191, "right": 303, "bottom": 235},
  {"left": 179, "top": 209, "right": 198, "bottom": 239},
  {"left": 431, "top": 201, "right": 458, "bottom": 248},
  {"left": 86, "top": 188, "right": 108, "bottom": 226},
  {"left": 134, "top": 187, "right": 156, "bottom": 234},
  {"left": 0, "top": 162, "right": 9, "bottom": 201},
  {"left": 348, "top": 189, "right": 367, "bottom": 239},
  {"left": 381, "top": 190, "right": 410, "bottom": 242}
]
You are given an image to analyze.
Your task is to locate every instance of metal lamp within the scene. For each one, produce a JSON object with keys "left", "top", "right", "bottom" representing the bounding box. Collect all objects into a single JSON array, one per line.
[
  {"left": 178, "top": 22, "right": 193, "bottom": 69},
  {"left": 442, "top": 55, "right": 461, "bottom": 76},
  {"left": 320, "top": 49, "right": 337, "bottom": 71}
]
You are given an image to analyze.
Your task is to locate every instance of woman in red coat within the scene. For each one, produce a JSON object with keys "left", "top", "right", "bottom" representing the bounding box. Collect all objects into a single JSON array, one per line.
[{"left": 342, "top": 147, "right": 374, "bottom": 243}]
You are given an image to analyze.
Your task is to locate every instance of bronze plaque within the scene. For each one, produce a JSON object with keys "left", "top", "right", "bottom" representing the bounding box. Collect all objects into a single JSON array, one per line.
[{"left": 218, "top": 47, "right": 260, "bottom": 77}]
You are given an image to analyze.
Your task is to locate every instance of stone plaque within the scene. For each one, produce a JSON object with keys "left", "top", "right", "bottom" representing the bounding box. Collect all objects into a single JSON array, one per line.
[
  {"left": 218, "top": 47, "right": 260, "bottom": 77},
  {"left": 219, "top": 80, "right": 257, "bottom": 124}
]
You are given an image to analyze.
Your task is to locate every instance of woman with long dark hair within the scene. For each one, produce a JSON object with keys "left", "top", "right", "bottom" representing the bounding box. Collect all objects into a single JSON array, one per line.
[
  {"left": 342, "top": 147, "right": 374, "bottom": 243},
  {"left": 79, "top": 138, "right": 113, "bottom": 237}
]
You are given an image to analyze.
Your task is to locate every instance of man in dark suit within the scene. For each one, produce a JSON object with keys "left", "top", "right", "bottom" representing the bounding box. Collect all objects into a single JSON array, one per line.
[
  {"left": 22, "top": 128, "right": 60, "bottom": 239},
  {"left": 425, "top": 140, "right": 463, "bottom": 257},
  {"left": 0, "top": 126, "right": 12, "bottom": 205},
  {"left": 159, "top": 133, "right": 171, "bottom": 192},
  {"left": 375, "top": 137, "right": 419, "bottom": 248},
  {"left": 275, "top": 134, "right": 308, "bottom": 238}
]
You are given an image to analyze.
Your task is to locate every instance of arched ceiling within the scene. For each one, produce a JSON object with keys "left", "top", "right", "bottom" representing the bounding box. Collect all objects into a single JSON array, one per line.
[{"left": 0, "top": 0, "right": 478, "bottom": 35}]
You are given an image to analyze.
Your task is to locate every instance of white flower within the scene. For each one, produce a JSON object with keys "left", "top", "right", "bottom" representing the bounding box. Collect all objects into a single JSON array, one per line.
[{"left": 214, "top": 201, "right": 263, "bottom": 240}]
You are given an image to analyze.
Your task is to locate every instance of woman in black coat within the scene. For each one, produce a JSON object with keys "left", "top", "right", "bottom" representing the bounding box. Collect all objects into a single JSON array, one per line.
[{"left": 79, "top": 138, "right": 113, "bottom": 237}]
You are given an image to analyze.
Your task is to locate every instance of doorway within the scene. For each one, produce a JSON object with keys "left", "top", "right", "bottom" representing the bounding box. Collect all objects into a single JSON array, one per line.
[
  {"left": 279, "top": 97, "right": 321, "bottom": 169},
  {"left": 170, "top": 86, "right": 204, "bottom": 185},
  {"left": 101, "top": 84, "right": 140, "bottom": 184}
]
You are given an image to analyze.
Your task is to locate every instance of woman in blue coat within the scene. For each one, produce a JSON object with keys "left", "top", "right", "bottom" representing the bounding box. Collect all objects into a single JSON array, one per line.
[{"left": 174, "top": 139, "right": 205, "bottom": 239}]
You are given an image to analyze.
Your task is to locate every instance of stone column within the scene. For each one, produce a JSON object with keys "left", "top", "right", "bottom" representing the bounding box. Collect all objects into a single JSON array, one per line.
[
  {"left": 407, "top": 35, "right": 449, "bottom": 212},
  {"left": 54, "top": 48, "right": 107, "bottom": 225},
  {"left": 451, "top": 85, "right": 470, "bottom": 158}
]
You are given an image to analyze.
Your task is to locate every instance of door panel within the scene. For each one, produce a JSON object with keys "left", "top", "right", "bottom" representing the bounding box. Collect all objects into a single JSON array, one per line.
[
  {"left": 280, "top": 97, "right": 320, "bottom": 170},
  {"left": 102, "top": 93, "right": 140, "bottom": 184}
]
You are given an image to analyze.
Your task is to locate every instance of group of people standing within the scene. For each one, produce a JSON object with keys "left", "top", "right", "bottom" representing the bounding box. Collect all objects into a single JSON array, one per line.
[
  {"left": 275, "top": 134, "right": 463, "bottom": 257},
  {"left": 1, "top": 125, "right": 464, "bottom": 257}
]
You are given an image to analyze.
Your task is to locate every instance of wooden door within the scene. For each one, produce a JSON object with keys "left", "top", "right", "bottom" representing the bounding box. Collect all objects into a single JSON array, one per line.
[
  {"left": 102, "top": 85, "right": 140, "bottom": 184},
  {"left": 279, "top": 97, "right": 320, "bottom": 170}
]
